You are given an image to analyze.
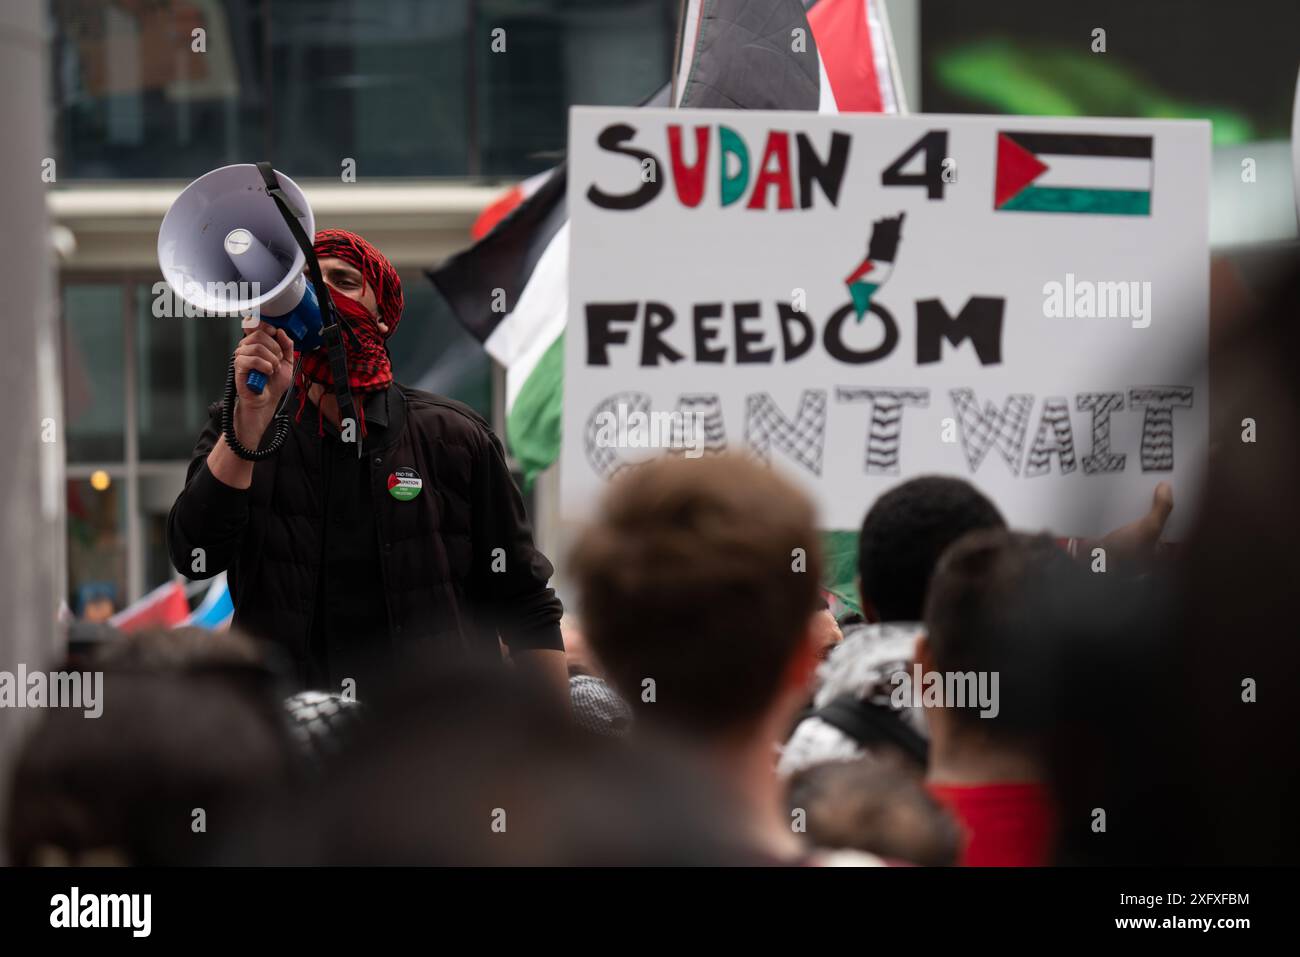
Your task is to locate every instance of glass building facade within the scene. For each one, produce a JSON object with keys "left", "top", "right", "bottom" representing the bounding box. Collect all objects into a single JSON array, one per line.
[{"left": 50, "top": 0, "right": 676, "bottom": 181}]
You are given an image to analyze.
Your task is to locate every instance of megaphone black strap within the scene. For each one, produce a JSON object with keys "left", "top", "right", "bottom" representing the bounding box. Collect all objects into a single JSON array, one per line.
[
  {"left": 321, "top": 321, "right": 360, "bottom": 453},
  {"left": 254, "top": 161, "right": 362, "bottom": 459},
  {"left": 252, "top": 162, "right": 362, "bottom": 358},
  {"left": 254, "top": 161, "right": 323, "bottom": 293}
]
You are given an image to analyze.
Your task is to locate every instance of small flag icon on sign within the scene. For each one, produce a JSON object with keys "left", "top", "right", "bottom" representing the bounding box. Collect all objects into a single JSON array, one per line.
[{"left": 994, "top": 131, "right": 1153, "bottom": 216}]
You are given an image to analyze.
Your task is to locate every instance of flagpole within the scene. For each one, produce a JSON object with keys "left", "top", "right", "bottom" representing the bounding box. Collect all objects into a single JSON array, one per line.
[
  {"left": 0, "top": 0, "right": 61, "bottom": 865},
  {"left": 876, "top": 0, "right": 910, "bottom": 115},
  {"left": 669, "top": 0, "right": 690, "bottom": 107},
  {"left": 1291, "top": 64, "right": 1299, "bottom": 230}
]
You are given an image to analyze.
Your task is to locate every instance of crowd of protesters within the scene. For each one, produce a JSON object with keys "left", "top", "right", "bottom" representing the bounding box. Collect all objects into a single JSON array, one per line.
[{"left": 6, "top": 266, "right": 1299, "bottom": 868}]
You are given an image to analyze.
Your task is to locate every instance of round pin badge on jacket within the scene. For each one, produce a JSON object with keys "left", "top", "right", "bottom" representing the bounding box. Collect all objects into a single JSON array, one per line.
[{"left": 387, "top": 467, "right": 423, "bottom": 501}]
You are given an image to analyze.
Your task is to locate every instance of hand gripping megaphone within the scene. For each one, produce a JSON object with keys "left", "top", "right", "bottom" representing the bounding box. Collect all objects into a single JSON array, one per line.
[
  {"left": 158, "top": 163, "right": 323, "bottom": 395},
  {"left": 158, "top": 163, "right": 361, "bottom": 461}
]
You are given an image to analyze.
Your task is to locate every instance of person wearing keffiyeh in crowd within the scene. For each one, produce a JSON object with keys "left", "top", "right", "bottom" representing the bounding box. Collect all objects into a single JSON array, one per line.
[{"left": 166, "top": 229, "right": 568, "bottom": 703}]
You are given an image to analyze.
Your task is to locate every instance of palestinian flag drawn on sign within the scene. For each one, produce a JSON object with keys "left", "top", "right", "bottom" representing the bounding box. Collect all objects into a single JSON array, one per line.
[
  {"left": 995, "top": 131, "right": 1153, "bottom": 215},
  {"left": 844, "top": 212, "right": 905, "bottom": 320}
]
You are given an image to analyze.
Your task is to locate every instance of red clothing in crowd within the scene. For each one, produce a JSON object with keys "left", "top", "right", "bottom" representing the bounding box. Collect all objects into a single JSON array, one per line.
[{"left": 928, "top": 781, "right": 1056, "bottom": 867}]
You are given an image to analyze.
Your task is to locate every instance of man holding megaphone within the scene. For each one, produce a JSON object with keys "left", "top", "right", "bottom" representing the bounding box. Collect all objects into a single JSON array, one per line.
[{"left": 163, "top": 166, "right": 566, "bottom": 700}]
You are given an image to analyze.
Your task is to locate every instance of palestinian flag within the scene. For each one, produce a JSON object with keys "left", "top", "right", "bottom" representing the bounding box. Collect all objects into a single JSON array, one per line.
[
  {"left": 845, "top": 212, "right": 905, "bottom": 320},
  {"left": 429, "top": 0, "right": 905, "bottom": 489},
  {"left": 426, "top": 160, "right": 573, "bottom": 483},
  {"left": 469, "top": 169, "right": 552, "bottom": 241},
  {"left": 995, "top": 131, "right": 1154, "bottom": 215}
]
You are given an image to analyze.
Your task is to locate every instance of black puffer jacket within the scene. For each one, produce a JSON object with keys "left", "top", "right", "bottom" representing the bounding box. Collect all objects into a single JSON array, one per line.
[{"left": 167, "top": 383, "right": 563, "bottom": 684}]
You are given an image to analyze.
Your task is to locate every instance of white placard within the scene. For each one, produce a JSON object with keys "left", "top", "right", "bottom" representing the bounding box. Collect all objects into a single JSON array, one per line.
[{"left": 563, "top": 107, "right": 1210, "bottom": 536}]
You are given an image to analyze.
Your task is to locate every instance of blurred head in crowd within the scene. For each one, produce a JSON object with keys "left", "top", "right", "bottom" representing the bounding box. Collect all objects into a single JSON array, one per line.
[
  {"left": 93, "top": 624, "right": 264, "bottom": 670},
  {"left": 250, "top": 661, "right": 759, "bottom": 865},
  {"left": 76, "top": 581, "right": 116, "bottom": 623},
  {"left": 811, "top": 597, "right": 844, "bottom": 662},
  {"left": 7, "top": 629, "right": 298, "bottom": 865},
  {"left": 93, "top": 625, "right": 294, "bottom": 740},
  {"left": 569, "top": 453, "right": 828, "bottom": 860},
  {"left": 920, "top": 529, "right": 1083, "bottom": 866},
  {"left": 921, "top": 530, "right": 1079, "bottom": 772},
  {"left": 96, "top": 626, "right": 360, "bottom": 772},
  {"left": 570, "top": 453, "right": 823, "bottom": 742},
  {"left": 857, "top": 476, "right": 1006, "bottom": 623},
  {"left": 787, "top": 758, "right": 959, "bottom": 866}
]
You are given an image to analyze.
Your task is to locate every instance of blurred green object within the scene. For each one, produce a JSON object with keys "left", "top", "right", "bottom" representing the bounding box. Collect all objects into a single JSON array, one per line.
[
  {"left": 935, "top": 40, "right": 1254, "bottom": 146},
  {"left": 820, "top": 529, "right": 861, "bottom": 614},
  {"left": 506, "top": 333, "right": 564, "bottom": 491}
]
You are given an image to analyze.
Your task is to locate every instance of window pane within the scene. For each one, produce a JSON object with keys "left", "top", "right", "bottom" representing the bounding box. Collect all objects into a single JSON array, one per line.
[
  {"left": 268, "top": 0, "right": 469, "bottom": 177},
  {"left": 63, "top": 283, "right": 125, "bottom": 462},
  {"left": 137, "top": 284, "right": 241, "bottom": 460},
  {"left": 52, "top": 0, "right": 680, "bottom": 179},
  {"left": 67, "top": 474, "right": 127, "bottom": 620},
  {"left": 475, "top": 0, "right": 674, "bottom": 176},
  {"left": 140, "top": 469, "right": 190, "bottom": 590},
  {"left": 51, "top": 0, "right": 267, "bottom": 179}
]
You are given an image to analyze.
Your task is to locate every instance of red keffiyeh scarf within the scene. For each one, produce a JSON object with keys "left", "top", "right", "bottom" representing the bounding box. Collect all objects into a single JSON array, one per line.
[{"left": 295, "top": 229, "right": 404, "bottom": 435}]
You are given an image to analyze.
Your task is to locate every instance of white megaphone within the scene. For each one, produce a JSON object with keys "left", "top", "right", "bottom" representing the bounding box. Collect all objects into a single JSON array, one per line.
[{"left": 158, "top": 163, "right": 322, "bottom": 394}]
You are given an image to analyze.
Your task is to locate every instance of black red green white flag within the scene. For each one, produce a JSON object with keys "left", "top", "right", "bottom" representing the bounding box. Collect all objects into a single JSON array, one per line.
[{"left": 995, "top": 131, "right": 1154, "bottom": 216}]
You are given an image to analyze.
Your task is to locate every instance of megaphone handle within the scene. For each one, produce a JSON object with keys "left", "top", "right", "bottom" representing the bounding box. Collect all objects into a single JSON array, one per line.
[
  {"left": 246, "top": 370, "right": 268, "bottom": 394},
  {"left": 221, "top": 355, "right": 291, "bottom": 462}
]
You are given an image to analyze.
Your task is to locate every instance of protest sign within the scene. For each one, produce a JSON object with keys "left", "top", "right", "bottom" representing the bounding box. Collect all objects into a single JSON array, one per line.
[{"left": 563, "top": 107, "right": 1210, "bottom": 535}]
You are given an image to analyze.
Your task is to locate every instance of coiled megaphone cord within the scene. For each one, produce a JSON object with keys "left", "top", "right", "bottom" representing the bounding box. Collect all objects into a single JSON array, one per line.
[{"left": 220, "top": 353, "right": 297, "bottom": 461}]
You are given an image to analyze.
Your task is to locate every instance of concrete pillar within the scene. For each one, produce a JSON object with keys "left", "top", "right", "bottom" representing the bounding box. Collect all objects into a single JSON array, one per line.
[{"left": 0, "top": 0, "right": 63, "bottom": 863}]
